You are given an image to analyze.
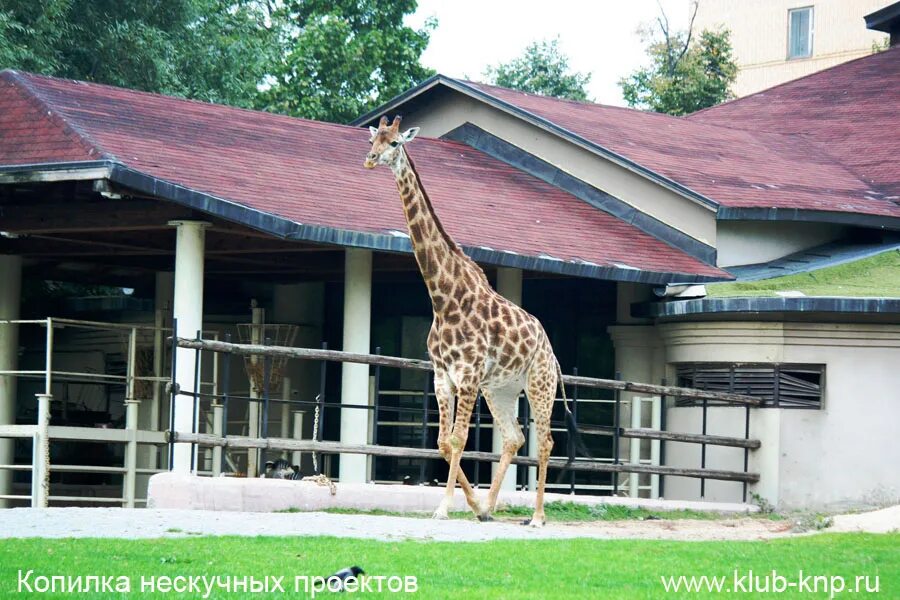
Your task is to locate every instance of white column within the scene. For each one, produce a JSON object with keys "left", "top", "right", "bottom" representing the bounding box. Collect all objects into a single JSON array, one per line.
[
  {"left": 168, "top": 221, "right": 209, "bottom": 473},
  {"left": 608, "top": 322, "right": 662, "bottom": 494},
  {"left": 495, "top": 267, "right": 522, "bottom": 490},
  {"left": 0, "top": 255, "right": 22, "bottom": 507},
  {"left": 339, "top": 249, "right": 372, "bottom": 482}
]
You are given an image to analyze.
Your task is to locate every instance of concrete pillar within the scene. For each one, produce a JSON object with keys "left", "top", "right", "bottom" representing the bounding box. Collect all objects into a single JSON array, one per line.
[
  {"left": 495, "top": 267, "right": 522, "bottom": 490},
  {"left": 168, "top": 221, "right": 209, "bottom": 473},
  {"left": 339, "top": 249, "right": 372, "bottom": 482},
  {"left": 749, "top": 409, "right": 781, "bottom": 508},
  {"left": 0, "top": 255, "right": 22, "bottom": 507},
  {"left": 608, "top": 321, "right": 662, "bottom": 493}
]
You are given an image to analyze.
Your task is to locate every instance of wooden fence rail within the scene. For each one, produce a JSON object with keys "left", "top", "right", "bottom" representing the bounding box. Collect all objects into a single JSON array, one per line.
[
  {"left": 168, "top": 432, "right": 759, "bottom": 484},
  {"left": 174, "top": 337, "right": 761, "bottom": 406}
]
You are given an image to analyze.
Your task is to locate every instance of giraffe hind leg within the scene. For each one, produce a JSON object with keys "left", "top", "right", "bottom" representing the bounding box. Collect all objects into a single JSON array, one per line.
[{"left": 524, "top": 356, "right": 556, "bottom": 528}]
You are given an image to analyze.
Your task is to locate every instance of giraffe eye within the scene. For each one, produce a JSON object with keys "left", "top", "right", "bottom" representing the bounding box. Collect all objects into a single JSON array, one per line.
[{"left": 389, "top": 141, "right": 399, "bottom": 147}]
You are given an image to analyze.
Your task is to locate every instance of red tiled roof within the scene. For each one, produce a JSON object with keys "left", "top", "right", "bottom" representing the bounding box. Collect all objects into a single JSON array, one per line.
[
  {"left": 0, "top": 70, "right": 726, "bottom": 280},
  {"left": 463, "top": 71, "right": 900, "bottom": 218},
  {"left": 687, "top": 45, "right": 900, "bottom": 200}
]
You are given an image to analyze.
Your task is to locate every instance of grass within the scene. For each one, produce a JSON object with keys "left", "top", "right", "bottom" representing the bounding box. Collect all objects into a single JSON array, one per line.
[
  {"left": 1, "top": 533, "right": 896, "bottom": 598},
  {"left": 707, "top": 249, "right": 900, "bottom": 298},
  {"left": 282, "top": 501, "right": 782, "bottom": 522}
]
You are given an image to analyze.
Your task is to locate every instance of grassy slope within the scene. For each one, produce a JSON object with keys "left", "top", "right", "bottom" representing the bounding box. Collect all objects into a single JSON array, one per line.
[
  {"left": 708, "top": 249, "right": 900, "bottom": 298},
  {"left": 2, "top": 533, "right": 896, "bottom": 599}
]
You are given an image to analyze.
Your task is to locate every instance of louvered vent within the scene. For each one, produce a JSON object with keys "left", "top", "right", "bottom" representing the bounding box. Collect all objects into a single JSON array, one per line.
[{"left": 675, "top": 364, "right": 823, "bottom": 409}]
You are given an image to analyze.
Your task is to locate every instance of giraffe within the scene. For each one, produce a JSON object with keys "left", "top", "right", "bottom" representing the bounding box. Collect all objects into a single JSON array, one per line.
[{"left": 364, "top": 115, "right": 578, "bottom": 526}]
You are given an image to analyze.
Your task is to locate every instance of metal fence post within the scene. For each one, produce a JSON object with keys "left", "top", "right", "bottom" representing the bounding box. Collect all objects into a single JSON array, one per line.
[
  {"left": 211, "top": 402, "right": 223, "bottom": 477},
  {"left": 700, "top": 397, "right": 708, "bottom": 499},
  {"left": 371, "top": 347, "right": 381, "bottom": 478},
  {"left": 32, "top": 393, "right": 52, "bottom": 508},
  {"left": 123, "top": 328, "right": 138, "bottom": 508},
  {"left": 191, "top": 330, "right": 201, "bottom": 472},
  {"left": 220, "top": 332, "right": 231, "bottom": 475},
  {"left": 474, "top": 394, "right": 482, "bottom": 487},
  {"left": 419, "top": 366, "right": 430, "bottom": 484},
  {"left": 316, "top": 342, "right": 327, "bottom": 474},
  {"left": 570, "top": 367, "right": 578, "bottom": 495},
  {"left": 659, "top": 377, "right": 668, "bottom": 498},
  {"left": 612, "top": 371, "right": 621, "bottom": 496},
  {"left": 167, "top": 318, "right": 179, "bottom": 471},
  {"left": 629, "top": 397, "right": 642, "bottom": 498}
]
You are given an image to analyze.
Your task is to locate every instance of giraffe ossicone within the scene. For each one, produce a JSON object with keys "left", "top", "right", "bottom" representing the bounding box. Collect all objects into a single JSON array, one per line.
[{"left": 364, "top": 115, "right": 580, "bottom": 526}]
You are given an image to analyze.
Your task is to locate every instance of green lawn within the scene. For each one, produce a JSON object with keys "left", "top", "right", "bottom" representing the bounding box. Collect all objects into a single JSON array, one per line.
[
  {"left": 2, "top": 533, "right": 895, "bottom": 598},
  {"left": 708, "top": 249, "right": 900, "bottom": 298},
  {"left": 310, "top": 500, "right": 780, "bottom": 522}
]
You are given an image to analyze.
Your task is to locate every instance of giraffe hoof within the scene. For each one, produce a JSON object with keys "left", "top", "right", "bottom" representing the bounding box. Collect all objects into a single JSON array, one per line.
[
  {"left": 432, "top": 510, "right": 449, "bottom": 520},
  {"left": 477, "top": 513, "right": 494, "bottom": 522},
  {"left": 522, "top": 517, "right": 545, "bottom": 528}
]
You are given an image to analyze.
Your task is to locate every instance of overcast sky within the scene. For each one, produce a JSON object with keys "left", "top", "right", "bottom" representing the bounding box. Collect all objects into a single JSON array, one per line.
[{"left": 406, "top": 0, "right": 695, "bottom": 106}]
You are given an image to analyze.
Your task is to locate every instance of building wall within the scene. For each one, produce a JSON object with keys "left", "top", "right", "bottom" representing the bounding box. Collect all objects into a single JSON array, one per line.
[
  {"left": 716, "top": 221, "right": 846, "bottom": 267},
  {"left": 401, "top": 93, "right": 718, "bottom": 247},
  {"left": 695, "top": 0, "right": 889, "bottom": 97},
  {"left": 658, "top": 320, "right": 900, "bottom": 510}
]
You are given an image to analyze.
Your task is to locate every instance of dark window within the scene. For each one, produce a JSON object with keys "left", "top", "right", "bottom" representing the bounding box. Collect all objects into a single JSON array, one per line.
[
  {"left": 788, "top": 7, "right": 814, "bottom": 59},
  {"left": 676, "top": 363, "right": 824, "bottom": 409}
]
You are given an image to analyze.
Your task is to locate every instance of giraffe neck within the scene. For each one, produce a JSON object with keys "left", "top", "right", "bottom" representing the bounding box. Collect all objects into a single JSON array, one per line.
[{"left": 391, "top": 149, "right": 486, "bottom": 310}]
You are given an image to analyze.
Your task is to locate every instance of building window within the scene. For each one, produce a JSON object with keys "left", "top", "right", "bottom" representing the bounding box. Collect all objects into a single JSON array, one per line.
[
  {"left": 788, "top": 7, "right": 814, "bottom": 59},
  {"left": 675, "top": 363, "right": 824, "bottom": 409}
]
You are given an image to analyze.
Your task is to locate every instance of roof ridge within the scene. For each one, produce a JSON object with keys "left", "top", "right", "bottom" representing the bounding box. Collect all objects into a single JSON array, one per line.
[
  {"left": 1, "top": 70, "right": 110, "bottom": 161},
  {"left": 688, "top": 44, "right": 900, "bottom": 120},
  {"left": 3, "top": 69, "right": 377, "bottom": 135},
  {"left": 462, "top": 78, "right": 695, "bottom": 123}
]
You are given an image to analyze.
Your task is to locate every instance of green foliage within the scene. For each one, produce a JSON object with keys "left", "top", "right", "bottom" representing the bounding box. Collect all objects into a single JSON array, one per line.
[
  {"left": 620, "top": 23, "right": 738, "bottom": 115},
  {"left": 0, "top": 0, "right": 435, "bottom": 121},
  {"left": 0, "top": 0, "right": 271, "bottom": 107},
  {"left": 484, "top": 38, "right": 592, "bottom": 101},
  {"left": 255, "top": 0, "right": 435, "bottom": 123}
]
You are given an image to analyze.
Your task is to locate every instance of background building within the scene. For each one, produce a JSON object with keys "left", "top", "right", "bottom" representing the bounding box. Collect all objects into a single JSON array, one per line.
[
  {"left": 1, "top": 25, "right": 898, "bottom": 511},
  {"left": 694, "top": 0, "right": 889, "bottom": 97}
]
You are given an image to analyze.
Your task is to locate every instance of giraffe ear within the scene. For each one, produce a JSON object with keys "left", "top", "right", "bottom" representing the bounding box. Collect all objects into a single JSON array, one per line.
[
  {"left": 400, "top": 127, "right": 420, "bottom": 144},
  {"left": 368, "top": 126, "right": 378, "bottom": 140}
]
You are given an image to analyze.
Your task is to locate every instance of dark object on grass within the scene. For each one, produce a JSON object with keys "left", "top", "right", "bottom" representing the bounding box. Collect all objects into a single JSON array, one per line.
[{"left": 327, "top": 566, "right": 365, "bottom": 591}]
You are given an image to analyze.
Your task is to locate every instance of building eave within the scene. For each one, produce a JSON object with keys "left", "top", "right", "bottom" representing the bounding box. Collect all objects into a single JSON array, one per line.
[
  {"left": 716, "top": 206, "right": 900, "bottom": 231},
  {"left": 1, "top": 160, "right": 726, "bottom": 285},
  {"left": 633, "top": 296, "right": 900, "bottom": 318}
]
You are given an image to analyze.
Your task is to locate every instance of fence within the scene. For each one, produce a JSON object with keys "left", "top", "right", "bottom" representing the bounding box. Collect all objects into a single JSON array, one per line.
[
  {"left": 0, "top": 317, "right": 761, "bottom": 508},
  {"left": 171, "top": 334, "right": 761, "bottom": 499}
]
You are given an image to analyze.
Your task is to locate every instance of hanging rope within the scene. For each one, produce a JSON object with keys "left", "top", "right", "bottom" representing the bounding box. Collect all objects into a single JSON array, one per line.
[{"left": 302, "top": 394, "right": 336, "bottom": 495}]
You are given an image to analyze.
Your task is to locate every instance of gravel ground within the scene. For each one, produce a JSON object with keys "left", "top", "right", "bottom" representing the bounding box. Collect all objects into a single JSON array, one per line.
[
  {"left": 0, "top": 508, "right": 788, "bottom": 542},
  {"left": 0, "top": 506, "right": 895, "bottom": 542}
]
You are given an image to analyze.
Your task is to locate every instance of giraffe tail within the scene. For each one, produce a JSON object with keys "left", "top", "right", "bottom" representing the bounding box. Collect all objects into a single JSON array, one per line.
[{"left": 555, "top": 358, "right": 592, "bottom": 485}]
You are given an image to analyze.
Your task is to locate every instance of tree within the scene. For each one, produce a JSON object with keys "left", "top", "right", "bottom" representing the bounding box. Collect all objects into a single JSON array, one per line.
[
  {"left": 0, "top": 0, "right": 273, "bottom": 108},
  {"left": 254, "top": 0, "right": 436, "bottom": 123},
  {"left": 484, "top": 38, "right": 592, "bottom": 101},
  {"left": 619, "top": 3, "right": 737, "bottom": 115}
]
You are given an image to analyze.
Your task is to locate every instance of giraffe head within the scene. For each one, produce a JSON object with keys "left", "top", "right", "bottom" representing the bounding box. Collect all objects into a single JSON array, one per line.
[{"left": 364, "top": 115, "right": 420, "bottom": 169}]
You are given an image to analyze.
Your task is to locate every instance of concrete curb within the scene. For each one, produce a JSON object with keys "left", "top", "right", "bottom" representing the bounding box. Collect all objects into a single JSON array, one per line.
[{"left": 147, "top": 473, "right": 758, "bottom": 514}]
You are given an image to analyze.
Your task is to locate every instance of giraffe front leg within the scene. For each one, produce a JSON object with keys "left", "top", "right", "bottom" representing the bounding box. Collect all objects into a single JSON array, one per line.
[
  {"left": 433, "top": 388, "right": 476, "bottom": 520},
  {"left": 434, "top": 374, "right": 482, "bottom": 516},
  {"left": 480, "top": 389, "right": 525, "bottom": 521}
]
